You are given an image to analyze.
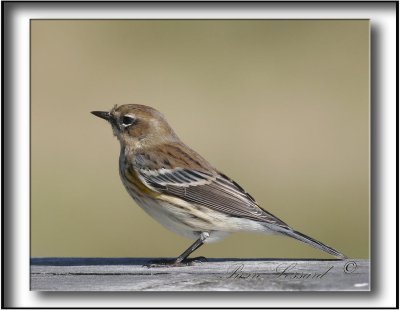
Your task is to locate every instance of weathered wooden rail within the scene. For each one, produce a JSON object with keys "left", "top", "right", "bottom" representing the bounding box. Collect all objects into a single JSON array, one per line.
[{"left": 30, "top": 257, "right": 369, "bottom": 291}]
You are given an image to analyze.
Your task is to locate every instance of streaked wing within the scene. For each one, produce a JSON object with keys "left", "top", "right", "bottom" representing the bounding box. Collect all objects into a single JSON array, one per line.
[{"left": 134, "top": 148, "right": 288, "bottom": 227}]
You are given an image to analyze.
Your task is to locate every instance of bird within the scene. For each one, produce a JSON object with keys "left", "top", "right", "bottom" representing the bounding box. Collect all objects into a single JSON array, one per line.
[{"left": 91, "top": 104, "right": 346, "bottom": 265}]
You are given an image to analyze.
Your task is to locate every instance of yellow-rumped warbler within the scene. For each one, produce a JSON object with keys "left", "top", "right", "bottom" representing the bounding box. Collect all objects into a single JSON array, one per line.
[{"left": 92, "top": 104, "right": 346, "bottom": 265}]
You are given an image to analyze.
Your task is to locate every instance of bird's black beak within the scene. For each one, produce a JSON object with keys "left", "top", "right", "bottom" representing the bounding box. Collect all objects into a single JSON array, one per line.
[{"left": 91, "top": 111, "right": 111, "bottom": 121}]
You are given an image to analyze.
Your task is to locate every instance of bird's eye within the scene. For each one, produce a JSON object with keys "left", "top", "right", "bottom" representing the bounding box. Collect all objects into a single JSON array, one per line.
[{"left": 121, "top": 115, "right": 136, "bottom": 127}]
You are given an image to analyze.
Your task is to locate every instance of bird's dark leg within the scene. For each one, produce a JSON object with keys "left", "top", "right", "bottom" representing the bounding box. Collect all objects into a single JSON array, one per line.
[
  {"left": 175, "top": 232, "right": 209, "bottom": 264},
  {"left": 145, "top": 232, "right": 209, "bottom": 267}
]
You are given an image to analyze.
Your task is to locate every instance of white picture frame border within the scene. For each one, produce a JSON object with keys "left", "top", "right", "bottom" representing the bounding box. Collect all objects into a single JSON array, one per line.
[{"left": 2, "top": 1, "right": 397, "bottom": 308}]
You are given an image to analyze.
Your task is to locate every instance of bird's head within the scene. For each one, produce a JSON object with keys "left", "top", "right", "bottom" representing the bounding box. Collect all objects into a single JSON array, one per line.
[{"left": 91, "top": 104, "right": 178, "bottom": 148}]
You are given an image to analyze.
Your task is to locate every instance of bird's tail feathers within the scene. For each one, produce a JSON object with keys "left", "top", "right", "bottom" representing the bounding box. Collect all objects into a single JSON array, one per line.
[{"left": 275, "top": 227, "right": 347, "bottom": 259}]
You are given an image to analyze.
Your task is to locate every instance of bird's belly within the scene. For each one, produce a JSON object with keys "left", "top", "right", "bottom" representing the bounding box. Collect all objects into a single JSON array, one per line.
[
  {"left": 133, "top": 195, "right": 202, "bottom": 240},
  {"left": 132, "top": 194, "right": 236, "bottom": 243}
]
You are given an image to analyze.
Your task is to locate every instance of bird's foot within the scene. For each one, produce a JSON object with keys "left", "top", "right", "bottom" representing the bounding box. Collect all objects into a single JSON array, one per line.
[
  {"left": 180, "top": 256, "right": 208, "bottom": 265},
  {"left": 144, "top": 256, "right": 208, "bottom": 268}
]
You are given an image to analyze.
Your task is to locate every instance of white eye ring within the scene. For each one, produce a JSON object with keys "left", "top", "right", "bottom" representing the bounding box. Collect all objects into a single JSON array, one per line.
[{"left": 121, "top": 115, "right": 136, "bottom": 127}]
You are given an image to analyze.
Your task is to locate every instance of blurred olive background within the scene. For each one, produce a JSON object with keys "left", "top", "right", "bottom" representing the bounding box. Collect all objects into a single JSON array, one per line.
[{"left": 31, "top": 20, "right": 369, "bottom": 259}]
